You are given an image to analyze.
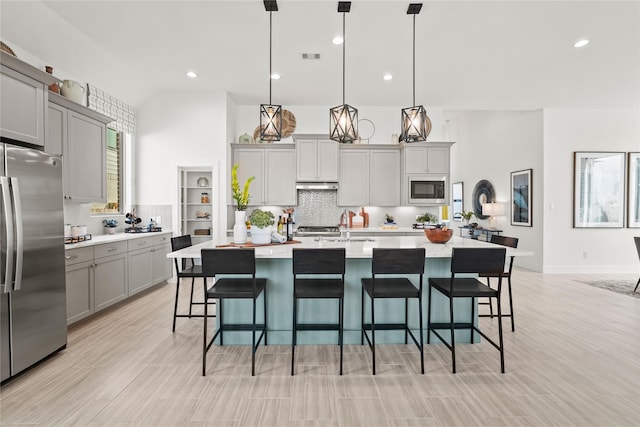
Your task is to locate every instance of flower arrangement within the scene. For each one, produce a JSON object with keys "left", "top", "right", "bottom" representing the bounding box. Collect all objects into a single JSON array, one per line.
[
  {"left": 249, "top": 209, "right": 275, "bottom": 229},
  {"left": 231, "top": 163, "right": 255, "bottom": 211},
  {"left": 458, "top": 210, "right": 476, "bottom": 224},
  {"left": 103, "top": 219, "right": 118, "bottom": 228}
]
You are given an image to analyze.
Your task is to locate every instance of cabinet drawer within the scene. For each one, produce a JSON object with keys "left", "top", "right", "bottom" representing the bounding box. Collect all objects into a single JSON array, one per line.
[
  {"left": 152, "top": 233, "right": 171, "bottom": 247},
  {"left": 94, "top": 241, "right": 128, "bottom": 259},
  {"left": 128, "top": 237, "right": 154, "bottom": 251},
  {"left": 65, "top": 247, "right": 93, "bottom": 266}
]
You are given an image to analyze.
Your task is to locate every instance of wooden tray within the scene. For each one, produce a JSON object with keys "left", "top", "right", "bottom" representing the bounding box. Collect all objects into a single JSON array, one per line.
[{"left": 216, "top": 240, "right": 301, "bottom": 248}]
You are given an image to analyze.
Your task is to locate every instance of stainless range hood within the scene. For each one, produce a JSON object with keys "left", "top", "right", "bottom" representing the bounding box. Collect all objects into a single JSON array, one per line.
[{"left": 295, "top": 182, "right": 339, "bottom": 190}]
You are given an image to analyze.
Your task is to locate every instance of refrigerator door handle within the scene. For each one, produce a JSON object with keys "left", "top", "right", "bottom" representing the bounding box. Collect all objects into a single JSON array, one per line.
[
  {"left": 1, "top": 177, "right": 15, "bottom": 293},
  {"left": 9, "top": 177, "right": 23, "bottom": 291}
]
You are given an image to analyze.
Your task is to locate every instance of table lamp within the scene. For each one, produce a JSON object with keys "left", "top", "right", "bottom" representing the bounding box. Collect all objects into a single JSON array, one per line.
[{"left": 482, "top": 202, "right": 505, "bottom": 229}]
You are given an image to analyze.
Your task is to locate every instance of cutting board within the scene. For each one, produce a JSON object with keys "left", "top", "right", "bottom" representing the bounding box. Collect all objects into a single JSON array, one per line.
[{"left": 216, "top": 240, "right": 301, "bottom": 248}]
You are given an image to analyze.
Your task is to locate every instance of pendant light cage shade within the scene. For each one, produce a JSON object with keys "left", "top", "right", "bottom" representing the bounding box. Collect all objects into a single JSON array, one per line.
[
  {"left": 330, "top": 103, "right": 358, "bottom": 143},
  {"left": 401, "top": 105, "right": 427, "bottom": 142},
  {"left": 260, "top": 104, "right": 282, "bottom": 141}
]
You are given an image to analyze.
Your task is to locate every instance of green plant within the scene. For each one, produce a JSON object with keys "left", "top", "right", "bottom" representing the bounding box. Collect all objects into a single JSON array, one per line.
[
  {"left": 231, "top": 163, "right": 255, "bottom": 211},
  {"left": 458, "top": 210, "right": 476, "bottom": 223},
  {"left": 416, "top": 212, "right": 438, "bottom": 223},
  {"left": 248, "top": 209, "right": 275, "bottom": 228},
  {"left": 385, "top": 213, "right": 395, "bottom": 223}
]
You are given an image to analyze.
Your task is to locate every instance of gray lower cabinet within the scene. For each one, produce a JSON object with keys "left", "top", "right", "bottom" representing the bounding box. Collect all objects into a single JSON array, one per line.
[{"left": 65, "top": 233, "right": 172, "bottom": 325}]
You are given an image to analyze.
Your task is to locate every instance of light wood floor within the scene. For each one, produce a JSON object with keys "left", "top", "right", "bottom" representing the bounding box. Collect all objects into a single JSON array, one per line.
[{"left": 1, "top": 269, "right": 639, "bottom": 426}]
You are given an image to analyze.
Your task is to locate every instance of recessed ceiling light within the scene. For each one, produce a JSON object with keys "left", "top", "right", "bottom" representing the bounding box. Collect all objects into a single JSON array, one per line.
[
  {"left": 383, "top": 74, "right": 393, "bottom": 81},
  {"left": 332, "top": 35, "right": 344, "bottom": 45},
  {"left": 271, "top": 73, "right": 281, "bottom": 80},
  {"left": 573, "top": 39, "right": 589, "bottom": 48},
  {"left": 186, "top": 71, "right": 198, "bottom": 78}
]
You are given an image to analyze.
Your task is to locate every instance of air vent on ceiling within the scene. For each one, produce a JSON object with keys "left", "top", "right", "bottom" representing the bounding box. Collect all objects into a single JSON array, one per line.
[{"left": 302, "top": 53, "right": 321, "bottom": 60}]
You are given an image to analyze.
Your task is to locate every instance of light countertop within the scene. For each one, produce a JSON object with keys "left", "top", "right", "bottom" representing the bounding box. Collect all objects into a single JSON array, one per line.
[
  {"left": 168, "top": 235, "right": 532, "bottom": 260},
  {"left": 65, "top": 230, "right": 172, "bottom": 249}
]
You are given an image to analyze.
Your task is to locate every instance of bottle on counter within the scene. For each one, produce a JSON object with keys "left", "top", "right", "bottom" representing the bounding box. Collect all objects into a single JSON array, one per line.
[
  {"left": 277, "top": 215, "right": 283, "bottom": 235},
  {"left": 286, "top": 214, "right": 293, "bottom": 241}
]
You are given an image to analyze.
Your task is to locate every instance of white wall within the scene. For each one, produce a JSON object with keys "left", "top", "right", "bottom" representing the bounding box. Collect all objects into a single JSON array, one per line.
[
  {"left": 446, "top": 110, "right": 544, "bottom": 271},
  {"left": 234, "top": 105, "right": 446, "bottom": 144},
  {"left": 543, "top": 109, "right": 640, "bottom": 273},
  {"left": 136, "top": 91, "right": 229, "bottom": 239}
]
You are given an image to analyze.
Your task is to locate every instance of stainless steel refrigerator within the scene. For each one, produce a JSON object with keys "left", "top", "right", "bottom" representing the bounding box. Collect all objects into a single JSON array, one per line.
[{"left": 1, "top": 141, "right": 67, "bottom": 383}]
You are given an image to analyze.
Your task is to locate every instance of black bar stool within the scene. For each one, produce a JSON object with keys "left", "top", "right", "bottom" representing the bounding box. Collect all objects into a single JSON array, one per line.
[
  {"left": 170, "top": 235, "right": 215, "bottom": 332},
  {"left": 479, "top": 235, "right": 519, "bottom": 331},
  {"left": 361, "top": 248, "right": 425, "bottom": 375},
  {"left": 201, "top": 248, "right": 267, "bottom": 376},
  {"left": 291, "top": 248, "right": 346, "bottom": 376},
  {"left": 427, "top": 247, "right": 506, "bottom": 373}
]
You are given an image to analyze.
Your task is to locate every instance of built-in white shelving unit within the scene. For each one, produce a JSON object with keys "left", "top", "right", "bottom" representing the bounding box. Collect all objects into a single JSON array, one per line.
[{"left": 178, "top": 167, "right": 213, "bottom": 244}]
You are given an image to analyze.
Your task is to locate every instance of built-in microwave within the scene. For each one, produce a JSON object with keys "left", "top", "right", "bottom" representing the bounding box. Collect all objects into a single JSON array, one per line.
[{"left": 407, "top": 175, "right": 448, "bottom": 205}]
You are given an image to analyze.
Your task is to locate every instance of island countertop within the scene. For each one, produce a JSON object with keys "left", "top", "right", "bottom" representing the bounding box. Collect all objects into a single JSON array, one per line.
[{"left": 167, "top": 235, "right": 532, "bottom": 260}]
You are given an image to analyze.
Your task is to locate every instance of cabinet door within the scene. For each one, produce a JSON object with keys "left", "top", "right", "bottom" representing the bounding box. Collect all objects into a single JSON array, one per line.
[
  {"left": 338, "top": 149, "right": 369, "bottom": 206},
  {"left": 317, "top": 139, "right": 339, "bottom": 181},
  {"left": 232, "top": 149, "right": 264, "bottom": 205},
  {"left": 370, "top": 150, "right": 401, "bottom": 206},
  {"left": 404, "top": 146, "right": 428, "bottom": 174},
  {"left": 296, "top": 139, "right": 318, "bottom": 181},
  {"left": 128, "top": 248, "right": 153, "bottom": 296},
  {"left": 0, "top": 66, "right": 46, "bottom": 147},
  {"left": 151, "top": 243, "right": 172, "bottom": 284},
  {"left": 94, "top": 253, "right": 128, "bottom": 311},
  {"left": 65, "top": 111, "right": 106, "bottom": 203},
  {"left": 65, "top": 260, "right": 94, "bottom": 325},
  {"left": 47, "top": 103, "right": 66, "bottom": 156},
  {"left": 426, "top": 146, "right": 450, "bottom": 174},
  {"left": 265, "top": 148, "right": 296, "bottom": 205}
]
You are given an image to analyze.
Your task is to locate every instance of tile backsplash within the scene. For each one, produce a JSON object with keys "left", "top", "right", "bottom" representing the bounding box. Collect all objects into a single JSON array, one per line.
[{"left": 64, "top": 203, "right": 172, "bottom": 236}]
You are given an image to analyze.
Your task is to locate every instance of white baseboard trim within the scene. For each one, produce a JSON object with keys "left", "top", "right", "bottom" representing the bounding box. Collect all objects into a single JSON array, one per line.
[{"left": 543, "top": 265, "right": 637, "bottom": 274}]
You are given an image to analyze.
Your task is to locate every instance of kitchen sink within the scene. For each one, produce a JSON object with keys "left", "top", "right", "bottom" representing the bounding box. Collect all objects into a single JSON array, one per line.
[{"left": 314, "top": 237, "right": 376, "bottom": 242}]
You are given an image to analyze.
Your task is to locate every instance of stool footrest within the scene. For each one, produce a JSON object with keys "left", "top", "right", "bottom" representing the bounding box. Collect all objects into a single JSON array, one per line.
[
  {"left": 363, "top": 322, "right": 408, "bottom": 331},
  {"left": 429, "top": 322, "right": 473, "bottom": 330},
  {"left": 220, "top": 323, "right": 266, "bottom": 332},
  {"left": 295, "top": 323, "right": 340, "bottom": 331}
]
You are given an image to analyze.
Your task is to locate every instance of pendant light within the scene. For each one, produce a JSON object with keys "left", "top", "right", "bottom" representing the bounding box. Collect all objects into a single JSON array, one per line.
[
  {"left": 260, "top": 0, "right": 282, "bottom": 141},
  {"left": 400, "top": 3, "right": 430, "bottom": 143},
  {"left": 330, "top": 1, "right": 358, "bottom": 143}
]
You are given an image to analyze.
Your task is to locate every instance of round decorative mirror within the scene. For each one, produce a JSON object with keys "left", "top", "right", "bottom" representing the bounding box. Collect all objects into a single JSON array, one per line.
[{"left": 472, "top": 180, "right": 495, "bottom": 219}]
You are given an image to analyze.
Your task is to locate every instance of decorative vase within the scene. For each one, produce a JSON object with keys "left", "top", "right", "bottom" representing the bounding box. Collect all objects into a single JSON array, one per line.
[
  {"left": 105, "top": 227, "right": 116, "bottom": 235},
  {"left": 250, "top": 226, "right": 272, "bottom": 245},
  {"left": 233, "top": 210, "right": 247, "bottom": 244}
]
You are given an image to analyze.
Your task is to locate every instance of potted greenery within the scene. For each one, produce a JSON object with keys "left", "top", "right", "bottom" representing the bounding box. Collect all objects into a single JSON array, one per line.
[
  {"left": 248, "top": 209, "right": 275, "bottom": 244},
  {"left": 384, "top": 213, "right": 395, "bottom": 224},
  {"left": 103, "top": 218, "right": 118, "bottom": 234},
  {"left": 416, "top": 212, "right": 438, "bottom": 225},
  {"left": 458, "top": 210, "right": 477, "bottom": 236},
  {"left": 231, "top": 163, "right": 255, "bottom": 244}
]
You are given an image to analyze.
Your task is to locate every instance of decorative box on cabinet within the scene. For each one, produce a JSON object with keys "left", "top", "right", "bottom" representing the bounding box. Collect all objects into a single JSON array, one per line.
[
  {"left": 293, "top": 134, "right": 338, "bottom": 182},
  {"left": 338, "top": 145, "right": 401, "bottom": 207},
  {"left": 0, "top": 51, "right": 59, "bottom": 147},
  {"left": 49, "top": 92, "right": 113, "bottom": 203},
  {"left": 231, "top": 144, "right": 296, "bottom": 206}
]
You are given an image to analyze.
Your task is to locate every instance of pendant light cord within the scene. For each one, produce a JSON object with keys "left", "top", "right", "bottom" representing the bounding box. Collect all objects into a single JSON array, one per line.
[
  {"left": 342, "top": 11, "right": 346, "bottom": 105},
  {"left": 269, "top": 11, "right": 273, "bottom": 104},
  {"left": 412, "top": 13, "right": 416, "bottom": 107}
]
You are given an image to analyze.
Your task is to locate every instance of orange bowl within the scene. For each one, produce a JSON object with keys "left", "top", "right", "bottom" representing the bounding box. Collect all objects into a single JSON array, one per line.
[{"left": 424, "top": 228, "right": 453, "bottom": 244}]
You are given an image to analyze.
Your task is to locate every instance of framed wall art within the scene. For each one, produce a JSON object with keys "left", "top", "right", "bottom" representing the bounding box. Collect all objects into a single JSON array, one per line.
[
  {"left": 452, "top": 182, "right": 463, "bottom": 221},
  {"left": 628, "top": 152, "right": 640, "bottom": 228},
  {"left": 511, "top": 169, "right": 532, "bottom": 227},
  {"left": 573, "top": 152, "right": 625, "bottom": 228}
]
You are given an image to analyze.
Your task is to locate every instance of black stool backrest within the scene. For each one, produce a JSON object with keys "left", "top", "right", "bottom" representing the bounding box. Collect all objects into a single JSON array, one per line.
[
  {"left": 372, "top": 248, "right": 425, "bottom": 275},
  {"left": 451, "top": 248, "right": 506, "bottom": 276},
  {"left": 201, "top": 248, "right": 256, "bottom": 276},
  {"left": 171, "top": 235, "right": 194, "bottom": 271},
  {"left": 293, "top": 248, "right": 345, "bottom": 275},
  {"left": 490, "top": 235, "right": 518, "bottom": 249},
  {"left": 635, "top": 237, "right": 640, "bottom": 261}
]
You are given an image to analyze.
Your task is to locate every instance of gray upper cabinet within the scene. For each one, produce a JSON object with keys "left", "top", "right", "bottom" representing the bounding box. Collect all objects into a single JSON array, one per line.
[
  {"left": 294, "top": 135, "right": 339, "bottom": 182},
  {"left": 232, "top": 144, "right": 296, "bottom": 206},
  {"left": 338, "top": 145, "right": 401, "bottom": 207},
  {"left": 403, "top": 143, "right": 452, "bottom": 175},
  {"left": 49, "top": 93, "right": 113, "bottom": 203},
  {"left": 0, "top": 52, "right": 59, "bottom": 147}
]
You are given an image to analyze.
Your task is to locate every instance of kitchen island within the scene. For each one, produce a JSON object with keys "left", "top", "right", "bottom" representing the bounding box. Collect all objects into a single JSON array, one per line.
[{"left": 168, "top": 235, "right": 531, "bottom": 345}]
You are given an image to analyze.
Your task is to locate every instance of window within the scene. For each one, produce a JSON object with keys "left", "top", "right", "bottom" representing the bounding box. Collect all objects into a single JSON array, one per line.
[{"left": 91, "top": 128, "right": 122, "bottom": 214}]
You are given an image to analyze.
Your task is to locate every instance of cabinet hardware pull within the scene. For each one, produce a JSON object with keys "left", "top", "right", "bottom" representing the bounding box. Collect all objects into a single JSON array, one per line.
[
  {"left": 65, "top": 255, "right": 77, "bottom": 260},
  {"left": 138, "top": 242, "right": 146, "bottom": 246},
  {"left": 107, "top": 247, "right": 117, "bottom": 252}
]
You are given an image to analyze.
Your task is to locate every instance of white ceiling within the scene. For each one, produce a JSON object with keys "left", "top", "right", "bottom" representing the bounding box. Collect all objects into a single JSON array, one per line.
[{"left": 1, "top": 0, "right": 639, "bottom": 110}]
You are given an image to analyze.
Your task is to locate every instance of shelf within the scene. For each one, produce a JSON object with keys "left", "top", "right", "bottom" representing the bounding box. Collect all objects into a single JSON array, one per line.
[
  {"left": 184, "top": 219, "right": 212, "bottom": 222},
  {"left": 185, "top": 203, "right": 211, "bottom": 206},
  {"left": 183, "top": 186, "right": 212, "bottom": 190}
]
